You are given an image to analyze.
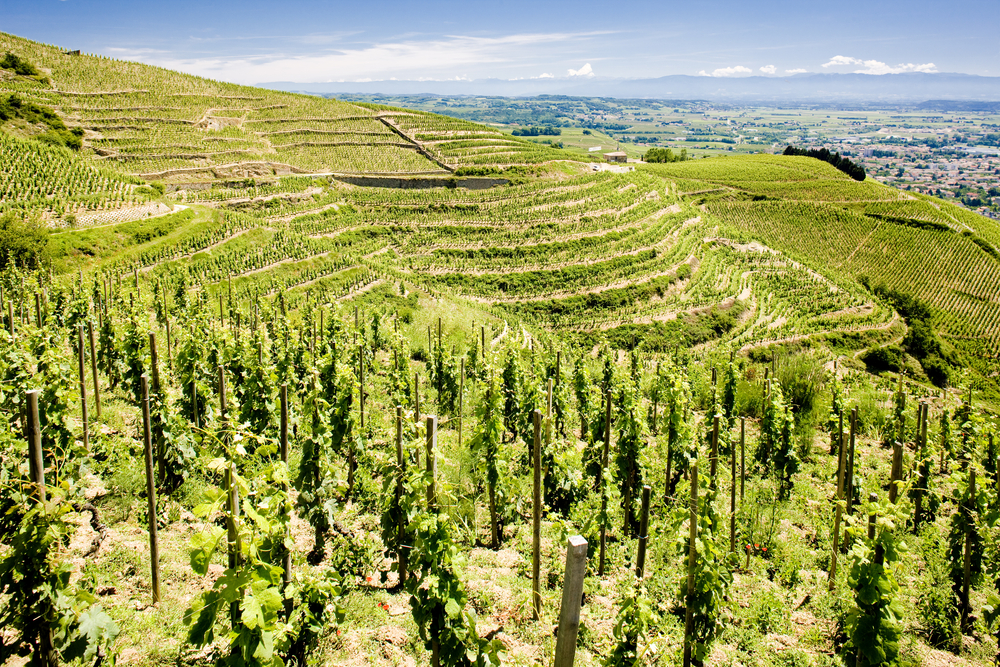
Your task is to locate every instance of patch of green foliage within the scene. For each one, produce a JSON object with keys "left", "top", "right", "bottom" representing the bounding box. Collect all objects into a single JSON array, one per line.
[
  {"left": 0, "top": 211, "right": 49, "bottom": 269},
  {"left": 0, "top": 94, "right": 83, "bottom": 150}
]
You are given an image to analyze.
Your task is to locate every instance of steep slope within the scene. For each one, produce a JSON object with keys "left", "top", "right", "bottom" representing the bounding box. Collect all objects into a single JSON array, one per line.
[{"left": 0, "top": 33, "right": 564, "bottom": 181}]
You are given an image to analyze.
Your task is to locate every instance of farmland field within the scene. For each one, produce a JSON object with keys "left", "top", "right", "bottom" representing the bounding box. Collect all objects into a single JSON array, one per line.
[{"left": 3, "top": 30, "right": 1000, "bottom": 667}]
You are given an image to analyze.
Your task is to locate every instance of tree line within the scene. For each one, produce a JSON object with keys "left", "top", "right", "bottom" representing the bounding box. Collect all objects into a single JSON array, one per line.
[{"left": 782, "top": 145, "right": 866, "bottom": 181}]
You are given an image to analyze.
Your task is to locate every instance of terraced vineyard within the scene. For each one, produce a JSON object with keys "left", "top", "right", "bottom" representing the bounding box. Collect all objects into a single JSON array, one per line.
[
  {"left": 5, "top": 30, "right": 1000, "bottom": 667},
  {"left": 0, "top": 33, "right": 564, "bottom": 187}
]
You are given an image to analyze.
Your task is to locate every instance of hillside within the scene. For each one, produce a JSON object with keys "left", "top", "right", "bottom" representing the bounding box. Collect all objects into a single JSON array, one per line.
[
  {"left": 0, "top": 33, "right": 564, "bottom": 185},
  {"left": 6, "top": 30, "right": 1000, "bottom": 667},
  {"left": 2, "top": 31, "right": 996, "bottom": 393}
]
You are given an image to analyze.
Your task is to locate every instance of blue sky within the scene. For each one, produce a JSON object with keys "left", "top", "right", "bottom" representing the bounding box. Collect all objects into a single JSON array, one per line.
[{"left": 3, "top": 0, "right": 998, "bottom": 83}]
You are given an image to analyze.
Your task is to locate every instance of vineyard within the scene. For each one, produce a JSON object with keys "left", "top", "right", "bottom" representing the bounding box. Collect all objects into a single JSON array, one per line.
[
  {"left": 0, "top": 32, "right": 565, "bottom": 189},
  {"left": 3, "top": 28, "right": 1000, "bottom": 667}
]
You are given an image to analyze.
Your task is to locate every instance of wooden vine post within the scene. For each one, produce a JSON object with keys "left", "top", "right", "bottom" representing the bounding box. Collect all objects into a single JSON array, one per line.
[
  {"left": 598, "top": 389, "right": 612, "bottom": 576},
  {"left": 710, "top": 414, "right": 719, "bottom": 490},
  {"left": 532, "top": 409, "right": 542, "bottom": 621},
  {"left": 962, "top": 467, "right": 976, "bottom": 633},
  {"left": 280, "top": 385, "right": 291, "bottom": 615},
  {"left": 828, "top": 422, "right": 848, "bottom": 590},
  {"left": 682, "top": 460, "right": 699, "bottom": 667},
  {"left": 225, "top": 458, "right": 240, "bottom": 626},
  {"left": 846, "top": 408, "right": 857, "bottom": 517},
  {"left": 914, "top": 403, "right": 926, "bottom": 531},
  {"left": 426, "top": 415, "right": 437, "bottom": 510},
  {"left": 26, "top": 390, "right": 44, "bottom": 501},
  {"left": 140, "top": 376, "right": 161, "bottom": 605},
  {"left": 395, "top": 406, "right": 408, "bottom": 586},
  {"left": 730, "top": 420, "right": 737, "bottom": 553},
  {"left": 740, "top": 417, "right": 745, "bottom": 501},
  {"left": 414, "top": 372, "right": 421, "bottom": 424},
  {"left": 889, "top": 440, "right": 903, "bottom": 503},
  {"left": 425, "top": 414, "right": 439, "bottom": 667},
  {"left": 458, "top": 358, "right": 464, "bottom": 450},
  {"left": 553, "top": 535, "right": 588, "bottom": 667},
  {"left": 636, "top": 485, "right": 651, "bottom": 578},
  {"left": 87, "top": 320, "right": 101, "bottom": 418},
  {"left": 27, "top": 392, "right": 55, "bottom": 667},
  {"left": 149, "top": 332, "right": 162, "bottom": 479},
  {"left": 76, "top": 325, "right": 89, "bottom": 450},
  {"left": 867, "top": 492, "right": 878, "bottom": 540}
]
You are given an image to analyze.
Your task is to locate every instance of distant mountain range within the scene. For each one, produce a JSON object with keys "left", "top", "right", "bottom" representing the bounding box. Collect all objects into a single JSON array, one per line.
[{"left": 261, "top": 72, "right": 1000, "bottom": 104}]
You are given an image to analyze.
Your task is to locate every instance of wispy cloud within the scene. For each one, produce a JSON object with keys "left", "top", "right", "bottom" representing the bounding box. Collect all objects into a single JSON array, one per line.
[
  {"left": 822, "top": 55, "right": 936, "bottom": 74},
  {"left": 785, "top": 68, "right": 808, "bottom": 74},
  {"left": 120, "top": 32, "right": 606, "bottom": 82},
  {"left": 759, "top": 65, "right": 776, "bottom": 74},
  {"left": 698, "top": 65, "right": 752, "bottom": 77}
]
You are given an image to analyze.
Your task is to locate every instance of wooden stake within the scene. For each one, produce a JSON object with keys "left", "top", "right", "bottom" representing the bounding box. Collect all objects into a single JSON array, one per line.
[
  {"left": 636, "top": 485, "right": 651, "bottom": 578},
  {"left": 553, "top": 536, "right": 588, "bottom": 667},
  {"left": 26, "top": 390, "right": 44, "bottom": 501},
  {"left": 828, "top": 427, "right": 848, "bottom": 590},
  {"left": 889, "top": 441, "right": 902, "bottom": 503},
  {"left": 395, "top": 406, "right": 408, "bottom": 586},
  {"left": 140, "top": 376, "right": 161, "bottom": 604},
  {"left": 88, "top": 320, "right": 100, "bottom": 418},
  {"left": 598, "top": 390, "right": 611, "bottom": 576},
  {"left": 225, "top": 460, "right": 240, "bottom": 626},
  {"left": 683, "top": 461, "right": 699, "bottom": 667},
  {"left": 458, "top": 358, "right": 464, "bottom": 450},
  {"left": 710, "top": 414, "right": 719, "bottom": 489},
  {"left": 218, "top": 365, "right": 227, "bottom": 427},
  {"left": 846, "top": 408, "right": 857, "bottom": 516},
  {"left": 359, "top": 343, "right": 365, "bottom": 428},
  {"left": 77, "top": 326, "right": 89, "bottom": 450},
  {"left": 26, "top": 389, "right": 55, "bottom": 666},
  {"left": 868, "top": 492, "right": 877, "bottom": 540},
  {"left": 740, "top": 418, "right": 745, "bottom": 501},
  {"left": 426, "top": 415, "right": 437, "bottom": 509},
  {"left": 280, "top": 385, "right": 291, "bottom": 614},
  {"left": 414, "top": 373, "right": 421, "bottom": 424},
  {"left": 532, "top": 409, "right": 542, "bottom": 621},
  {"left": 149, "top": 332, "right": 162, "bottom": 479},
  {"left": 731, "top": 421, "right": 737, "bottom": 553},
  {"left": 962, "top": 467, "right": 975, "bottom": 633}
]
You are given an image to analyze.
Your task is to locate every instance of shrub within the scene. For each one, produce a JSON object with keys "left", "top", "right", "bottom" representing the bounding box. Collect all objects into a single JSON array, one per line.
[
  {"left": 0, "top": 212, "right": 49, "bottom": 269},
  {"left": 0, "top": 52, "right": 39, "bottom": 76},
  {"left": 861, "top": 345, "right": 904, "bottom": 374}
]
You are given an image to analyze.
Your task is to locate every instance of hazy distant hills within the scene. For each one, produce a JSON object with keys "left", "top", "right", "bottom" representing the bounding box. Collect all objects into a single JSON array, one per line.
[{"left": 263, "top": 72, "right": 1000, "bottom": 104}]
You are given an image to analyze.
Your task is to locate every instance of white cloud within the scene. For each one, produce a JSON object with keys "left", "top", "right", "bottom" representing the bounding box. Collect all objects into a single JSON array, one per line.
[
  {"left": 822, "top": 55, "right": 937, "bottom": 74},
  {"left": 698, "top": 65, "right": 752, "bottom": 77},
  {"left": 785, "top": 68, "right": 808, "bottom": 74},
  {"left": 119, "top": 32, "right": 602, "bottom": 83},
  {"left": 567, "top": 63, "right": 594, "bottom": 77},
  {"left": 536, "top": 72, "right": 554, "bottom": 78},
  {"left": 759, "top": 65, "right": 776, "bottom": 74},
  {"left": 822, "top": 55, "right": 862, "bottom": 68},
  {"left": 854, "top": 59, "right": 937, "bottom": 74}
]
